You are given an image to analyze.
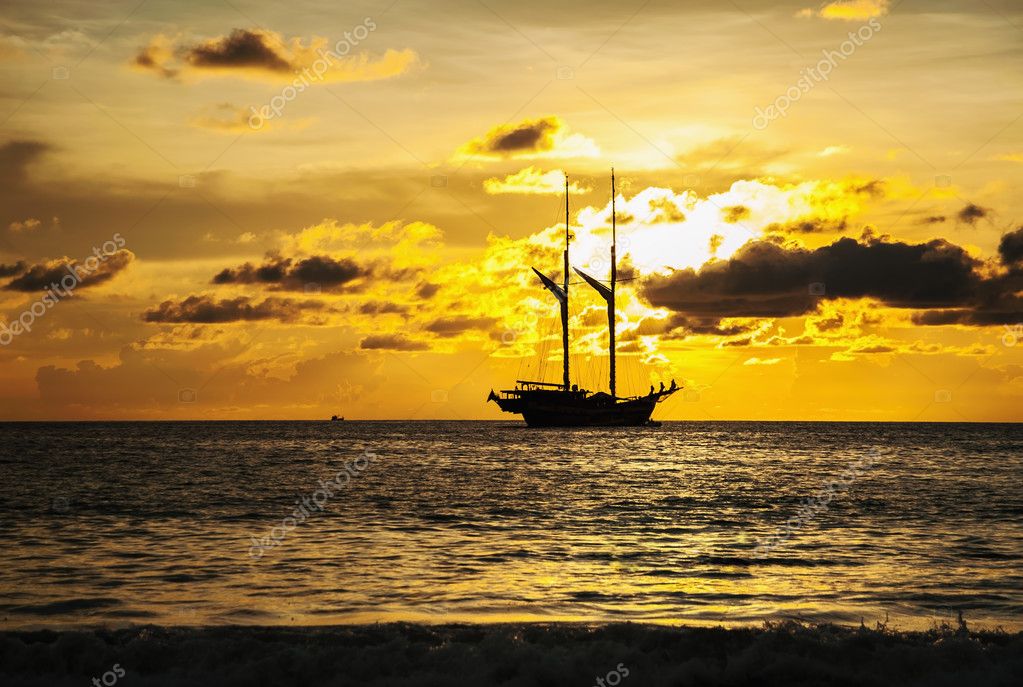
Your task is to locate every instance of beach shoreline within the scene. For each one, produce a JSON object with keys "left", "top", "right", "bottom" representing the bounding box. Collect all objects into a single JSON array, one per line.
[{"left": 2, "top": 620, "right": 1020, "bottom": 686}]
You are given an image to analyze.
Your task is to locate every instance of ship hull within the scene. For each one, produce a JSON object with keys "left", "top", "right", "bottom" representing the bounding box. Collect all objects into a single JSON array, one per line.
[{"left": 492, "top": 389, "right": 663, "bottom": 427}]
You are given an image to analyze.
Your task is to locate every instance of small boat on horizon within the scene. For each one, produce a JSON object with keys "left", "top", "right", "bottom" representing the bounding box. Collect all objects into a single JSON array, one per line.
[
  {"left": 330, "top": 415, "right": 344, "bottom": 421},
  {"left": 488, "top": 170, "right": 679, "bottom": 427}
]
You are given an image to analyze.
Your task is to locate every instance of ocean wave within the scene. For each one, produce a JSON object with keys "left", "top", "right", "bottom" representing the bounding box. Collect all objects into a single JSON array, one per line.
[{"left": 1, "top": 622, "right": 1020, "bottom": 686}]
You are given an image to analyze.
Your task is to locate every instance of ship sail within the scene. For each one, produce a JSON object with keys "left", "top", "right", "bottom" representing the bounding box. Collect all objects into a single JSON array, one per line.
[{"left": 532, "top": 268, "right": 566, "bottom": 303}]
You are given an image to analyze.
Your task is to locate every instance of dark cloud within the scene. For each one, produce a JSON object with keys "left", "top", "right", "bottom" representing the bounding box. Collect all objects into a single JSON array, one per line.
[
  {"left": 460, "top": 116, "right": 561, "bottom": 157},
  {"left": 853, "top": 180, "right": 886, "bottom": 197},
  {"left": 212, "top": 254, "right": 368, "bottom": 291},
  {"left": 358, "top": 301, "right": 408, "bottom": 315},
  {"left": 359, "top": 334, "right": 429, "bottom": 351},
  {"left": 185, "top": 29, "right": 292, "bottom": 72},
  {"left": 957, "top": 203, "right": 991, "bottom": 226},
  {"left": 620, "top": 313, "right": 754, "bottom": 341},
  {"left": 998, "top": 226, "right": 1023, "bottom": 266},
  {"left": 0, "top": 261, "right": 26, "bottom": 277},
  {"left": 133, "top": 44, "right": 177, "bottom": 79},
  {"left": 0, "top": 140, "right": 51, "bottom": 186},
  {"left": 416, "top": 282, "right": 440, "bottom": 299},
  {"left": 143, "top": 295, "right": 323, "bottom": 323},
  {"left": 670, "top": 316, "right": 755, "bottom": 337},
  {"left": 767, "top": 218, "right": 849, "bottom": 234},
  {"left": 919, "top": 215, "right": 946, "bottom": 225},
  {"left": 814, "top": 312, "right": 845, "bottom": 332},
  {"left": 851, "top": 344, "right": 897, "bottom": 354},
  {"left": 911, "top": 269, "right": 1023, "bottom": 326},
  {"left": 424, "top": 316, "right": 498, "bottom": 337},
  {"left": 133, "top": 30, "right": 292, "bottom": 80},
  {"left": 643, "top": 236, "right": 985, "bottom": 321},
  {"left": 647, "top": 197, "right": 685, "bottom": 223},
  {"left": 5, "top": 250, "right": 134, "bottom": 292},
  {"left": 723, "top": 206, "right": 750, "bottom": 223}
]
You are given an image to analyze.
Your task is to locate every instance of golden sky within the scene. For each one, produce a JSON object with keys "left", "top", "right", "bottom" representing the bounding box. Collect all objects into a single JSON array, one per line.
[{"left": 0, "top": 0, "right": 1021, "bottom": 420}]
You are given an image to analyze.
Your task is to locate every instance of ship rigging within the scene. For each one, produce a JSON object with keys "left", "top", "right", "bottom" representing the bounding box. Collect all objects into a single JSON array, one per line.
[{"left": 488, "top": 170, "right": 679, "bottom": 426}]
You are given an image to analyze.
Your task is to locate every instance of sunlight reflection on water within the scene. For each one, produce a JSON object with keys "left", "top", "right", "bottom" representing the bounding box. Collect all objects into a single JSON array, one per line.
[{"left": 1, "top": 421, "right": 1020, "bottom": 630}]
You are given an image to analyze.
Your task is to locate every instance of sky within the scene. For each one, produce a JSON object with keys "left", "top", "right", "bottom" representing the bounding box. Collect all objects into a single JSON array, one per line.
[{"left": 0, "top": 0, "right": 1021, "bottom": 421}]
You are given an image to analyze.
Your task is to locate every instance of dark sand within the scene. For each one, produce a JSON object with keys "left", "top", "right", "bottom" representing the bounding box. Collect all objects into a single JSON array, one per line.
[{"left": 2, "top": 621, "right": 1020, "bottom": 686}]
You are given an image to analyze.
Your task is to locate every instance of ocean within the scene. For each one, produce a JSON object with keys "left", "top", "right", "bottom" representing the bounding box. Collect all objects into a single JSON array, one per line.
[{"left": 2, "top": 421, "right": 1021, "bottom": 631}]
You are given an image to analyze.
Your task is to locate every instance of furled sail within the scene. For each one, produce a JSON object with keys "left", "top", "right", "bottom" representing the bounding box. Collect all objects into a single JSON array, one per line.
[
  {"left": 532, "top": 268, "right": 567, "bottom": 304},
  {"left": 573, "top": 268, "right": 611, "bottom": 301}
]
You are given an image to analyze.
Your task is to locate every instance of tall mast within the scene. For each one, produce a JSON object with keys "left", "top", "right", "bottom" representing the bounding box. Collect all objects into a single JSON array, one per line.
[
  {"left": 609, "top": 168, "right": 617, "bottom": 399},
  {"left": 571, "top": 169, "right": 619, "bottom": 398},
  {"left": 562, "top": 174, "right": 570, "bottom": 391}
]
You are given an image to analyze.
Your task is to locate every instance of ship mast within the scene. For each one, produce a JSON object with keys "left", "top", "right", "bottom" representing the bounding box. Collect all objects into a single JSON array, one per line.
[
  {"left": 562, "top": 174, "right": 570, "bottom": 391},
  {"left": 529, "top": 177, "right": 572, "bottom": 391},
  {"left": 572, "top": 169, "right": 619, "bottom": 398},
  {"left": 609, "top": 168, "right": 616, "bottom": 399}
]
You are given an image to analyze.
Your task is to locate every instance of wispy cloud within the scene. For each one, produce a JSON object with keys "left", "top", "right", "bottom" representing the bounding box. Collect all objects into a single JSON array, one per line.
[
  {"left": 132, "top": 29, "right": 417, "bottom": 84},
  {"left": 456, "top": 116, "right": 599, "bottom": 161},
  {"left": 483, "top": 167, "right": 590, "bottom": 195},
  {"left": 798, "top": 0, "right": 890, "bottom": 21}
]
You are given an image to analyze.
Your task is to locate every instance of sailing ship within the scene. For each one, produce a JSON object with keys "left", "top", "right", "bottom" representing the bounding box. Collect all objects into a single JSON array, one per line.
[{"left": 488, "top": 170, "right": 679, "bottom": 427}]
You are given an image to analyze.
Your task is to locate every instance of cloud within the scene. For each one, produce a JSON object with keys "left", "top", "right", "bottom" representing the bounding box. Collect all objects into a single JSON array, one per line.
[
  {"left": 186, "top": 28, "right": 292, "bottom": 72},
  {"left": 358, "top": 301, "right": 408, "bottom": 315},
  {"left": 911, "top": 301, "right": 1022, "bottom": 327},
  {"left": 956, "top": 203, "right": 991, "bottom": 226},
  {"left": 143, "top": 295, "right": 323, "bottom": 323},
  {"left": 818, "top": 145, "right": 851, "bottom": 157},
  {"left": 0, "top": 261, "right": 26, "bottom": 278},
  {"left": 424, "top": 316, "right": 498, "bottom": 337},
  {"left": 212, "top": 254, "right": 369, "bottom": 291},
  {"left": 483, "top": 167, "right": 590, "bottom": 195},
  {"left": 767, "top": 218, "right": 849, "bottom": 234},
  {"left": 0, "top": 139, "right": 51, "bottom": 186},
  {"left": 723, "top": 206, "right": 751, "bottom": 223},
  {"left": 359, "top": 333, "right": 428, "bottom": 351},
  {"left": 456, "top": 116, "right": 599, "bottom": 160},
  {"left": 0, "top": 34, "right": 28, "bottom": 60},
  {"left": 416, "top": 282, "right": 440, "bottom": 299},
  {"left": 191, "top": 103, "right": 296, "bottom": 134},
  {"left": 743, "top": 357, "right": 782, "bottom": 366},
  {"left": 998, "top": 227, "right": 1023, "bottom": 266},
  {"left": 642, "top": 235, "right": 984, "bottom": 321},
  {"left": 5, "top": 250, "right": 134, "bottom": 292},
  {"left": 8, "top": 218, "right": 41, "bottom": 232},
  {"left": 132, "top": 29, "right": 417, "bottom": 84},
  {"left": 800, "top": 0, "right": 890, "bottom": 21},
  {"left": 132, "top": 34, "right": 178, "bottom": 78}
]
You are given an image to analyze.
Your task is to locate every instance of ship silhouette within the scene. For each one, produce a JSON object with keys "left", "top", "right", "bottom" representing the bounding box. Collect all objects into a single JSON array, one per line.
[{"left": 488, "top": 170, "right": 679, "bottom": 427}]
